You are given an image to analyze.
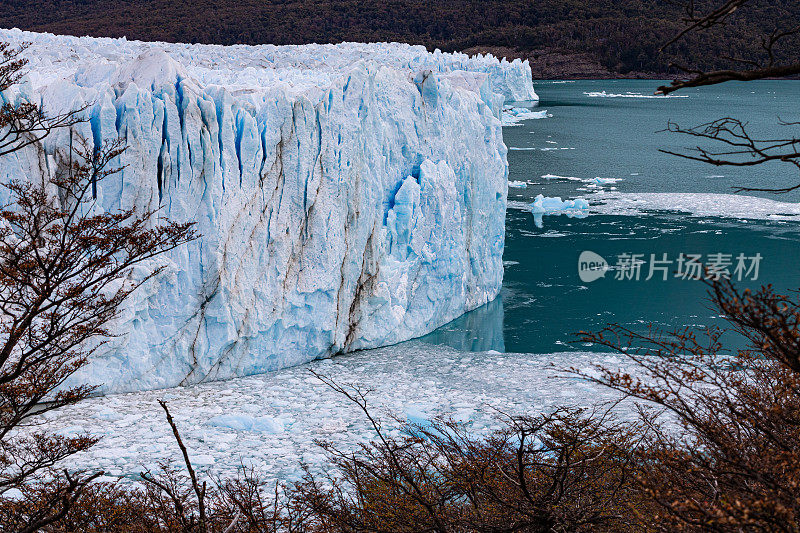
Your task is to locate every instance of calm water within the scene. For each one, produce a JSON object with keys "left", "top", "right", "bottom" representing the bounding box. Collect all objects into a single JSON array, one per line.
[{"left": 422, "top": 80, "right": 800, "bottom": 354}]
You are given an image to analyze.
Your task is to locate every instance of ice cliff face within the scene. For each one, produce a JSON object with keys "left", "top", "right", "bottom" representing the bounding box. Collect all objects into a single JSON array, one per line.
[{"left": 0, "top": 29, "right": 536, "bottom": 393}]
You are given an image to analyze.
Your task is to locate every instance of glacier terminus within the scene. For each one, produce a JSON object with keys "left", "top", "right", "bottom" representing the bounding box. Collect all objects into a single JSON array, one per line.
[{"left": 0, "top": 29, "right": 537, "bottom": 393}]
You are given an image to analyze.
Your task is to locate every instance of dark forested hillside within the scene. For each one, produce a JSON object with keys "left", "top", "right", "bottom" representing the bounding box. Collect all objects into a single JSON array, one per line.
[{"left": 1, "top": 0, "right": 798, "bottom": 78}]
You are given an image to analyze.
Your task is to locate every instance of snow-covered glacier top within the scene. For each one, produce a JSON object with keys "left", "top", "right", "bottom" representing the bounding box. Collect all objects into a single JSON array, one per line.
[
  {"left": 0, "top": 28, "right": 537, "bottom": 102},
  {"left": 0, "top": 29, "right": 535, "bottom": 394}
]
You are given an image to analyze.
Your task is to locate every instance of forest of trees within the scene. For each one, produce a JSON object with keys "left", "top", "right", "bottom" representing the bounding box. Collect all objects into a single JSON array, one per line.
[{"left": 1, "top": 0, "right": 799, "bottom": 77}]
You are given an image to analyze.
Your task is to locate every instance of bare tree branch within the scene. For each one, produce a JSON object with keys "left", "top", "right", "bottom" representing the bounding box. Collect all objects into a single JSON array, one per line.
[{"left": 659, "top": 118, "right": 800, "bottom": 193}]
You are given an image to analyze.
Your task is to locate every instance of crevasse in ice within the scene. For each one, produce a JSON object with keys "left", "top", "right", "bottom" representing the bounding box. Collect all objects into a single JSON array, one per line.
[{"left": 0, "top": 29, "right": 537, "bottom": 393}]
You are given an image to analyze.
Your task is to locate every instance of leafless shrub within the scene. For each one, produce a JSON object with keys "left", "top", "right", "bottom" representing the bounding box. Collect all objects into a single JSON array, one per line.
[{"left": 0, "top": 42, "right": 196, "bottom": 531}]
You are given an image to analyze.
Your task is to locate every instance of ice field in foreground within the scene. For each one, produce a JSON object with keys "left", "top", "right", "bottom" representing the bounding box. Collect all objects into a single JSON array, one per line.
[
  {"left": 0, "top": 29, "right": 537, "bottom": 393},
  {"left": 31, "top": 342, "right": 631, "bottom": 483}
]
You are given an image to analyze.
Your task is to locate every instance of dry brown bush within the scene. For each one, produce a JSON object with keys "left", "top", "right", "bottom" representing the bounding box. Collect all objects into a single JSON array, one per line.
[{"left": 0, "top": 42, "right": 196, "bottom": 532}]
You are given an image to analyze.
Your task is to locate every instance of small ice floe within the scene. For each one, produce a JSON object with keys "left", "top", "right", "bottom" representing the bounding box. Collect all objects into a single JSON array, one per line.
[
  {"left": 93, "top": 406, "right": 123, "bottom": 421},
  {"left": 586, "top": 177, "right": 622, "bottom": 187},
  {"left": 56, "top": 425, "right": 90, "bottom": 438},
  {"left": 192, "top": 455, "right": 216, "bottom": 466},
  {"left": 529, "top": 194, "right": 589, "bottom": 228},
  {"left": 502, "top": 106, "right": 552, "bottom": 126},
  {"left": 508, "top": 180, "right": 528, "bottom": 188},
  {"left": 207, "top": 414, "right": 285, "bottom": 433},
  {"left": 541, "top": 174, "right": 582, "bottom": 181},
  {"left": 539, "top": 174, "right": 620, "bottom": 188},
  {"left": 4, "top": 489, "right": 22, "bottom": 501},
  {"left": 583, "top": 91, "right": 689, "bottom": 99},
  {"left": 404, "top": 406, "right": 436, "bottom": 432},
  {"left": 319, "top": 418, "right": 348, "bottom": 434},
  {"left": 530, "top": 194, "right": 589, "bottom": 214}
]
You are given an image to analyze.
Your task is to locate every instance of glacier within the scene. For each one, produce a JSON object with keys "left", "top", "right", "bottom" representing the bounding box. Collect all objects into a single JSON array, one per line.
[{"left": 0, "top": 29, "right": 537, "bottom": 393}]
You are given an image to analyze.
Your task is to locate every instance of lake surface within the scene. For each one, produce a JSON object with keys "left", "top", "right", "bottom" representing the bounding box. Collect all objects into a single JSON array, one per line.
[{"left": 422, "top": 79, "right": 800, "bottom": 354}]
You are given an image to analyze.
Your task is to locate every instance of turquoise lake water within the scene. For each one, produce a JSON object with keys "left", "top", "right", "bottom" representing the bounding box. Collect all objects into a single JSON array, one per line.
[{"left": 422, "top": 79, "right": 800, "bottom": 354}]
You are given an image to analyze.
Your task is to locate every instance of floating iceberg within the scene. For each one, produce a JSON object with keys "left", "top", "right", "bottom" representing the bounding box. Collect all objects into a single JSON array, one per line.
[
  {"left": 0, "top": 29, "right": 536, "bottom": 393},
  {"left": 501, "top": 106, "right": 550, "bottom": 126},
  {"left": 529, "top": 194, "right": 589, "bottom": 228},
  {"left": 530, "top": 194, "right": 590, "bottom": 214},
  {"left": 587, "top": 177, "right": 621, "bottom": 186}
]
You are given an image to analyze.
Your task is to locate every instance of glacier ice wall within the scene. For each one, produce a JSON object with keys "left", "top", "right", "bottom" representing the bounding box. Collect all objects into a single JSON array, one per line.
[{"left": 0, "top": 29, "right": 534, "bottom": 393}]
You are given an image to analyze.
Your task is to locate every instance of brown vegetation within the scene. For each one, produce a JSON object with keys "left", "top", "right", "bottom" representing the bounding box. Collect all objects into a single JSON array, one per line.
[
  {"left": 0, "top": 45, "right": 196, "bottom": 531},
  {"left": 576, "top": 279, "right": 800, "bottom": 531},
  {"left": 0, "top": 0, "right": 798, "bottom": 78}
]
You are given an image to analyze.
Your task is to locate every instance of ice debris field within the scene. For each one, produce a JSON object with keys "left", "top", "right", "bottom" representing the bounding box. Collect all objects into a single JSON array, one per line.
[
  {"left": 588, "top": 191, "right": 800, "bottom": 221},
  {"left": 0, "top": 28, "right": 537, "bottom": 394},
  {"left": 505, "top": 172, "right": 800, "bottom": 227},
  {"left": 34, "top": 342, "right": 632, "bottom": 482}
]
